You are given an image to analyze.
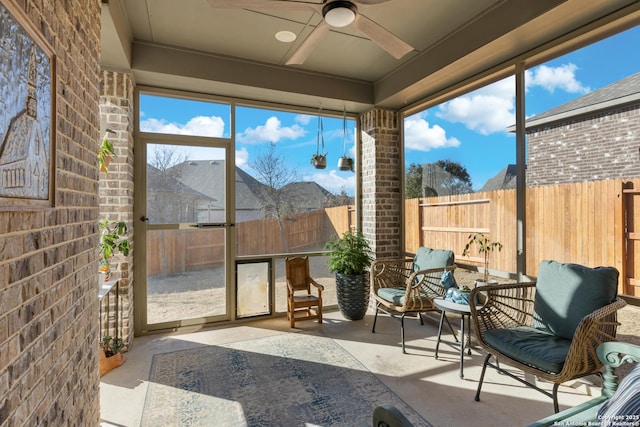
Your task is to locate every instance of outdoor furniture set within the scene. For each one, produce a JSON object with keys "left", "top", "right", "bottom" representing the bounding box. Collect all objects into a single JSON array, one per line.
[{"left": 370, "top": 247, "right": 635, "bottom": 423}]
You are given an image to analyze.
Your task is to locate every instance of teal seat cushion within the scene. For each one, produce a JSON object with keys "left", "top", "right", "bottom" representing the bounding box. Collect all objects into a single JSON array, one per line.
[
  {"left": 377, "top": 287, "right": 431, "bottom": 307},
  {"left": 413, "top": 247, "right": 454, "bottom": 271},
  {"left": 533, "top": 260, "right": 619, "bottom": 340},
  {"left": 484, "top": 326, "right": 571, "bottom": 373}
]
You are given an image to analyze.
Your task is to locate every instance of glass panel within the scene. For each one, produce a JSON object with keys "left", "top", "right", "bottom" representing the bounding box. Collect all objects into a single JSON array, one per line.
[
  {"left": 403, "top": 76, "right": 517, "bottom": 278},
  {"left": 146, "top": 144, "right": 226, "bottom": 225},
  {"left": 146, "top": 228, "right": 226, "bottom": 324},
  {"left": 145, "top": 142, "right": 227, "bottom": 324},
  {"left": 523, "top": 26, "right": 640, "bottom": 283},
  {"left": 139, "top": 93, "right": 231, "bottom": 138},
  {"left": 236, "top": 260, "right": 270, "bottom": 318},
  {"left": 235, "top": 106, "right": 356, "bottom": 256}
]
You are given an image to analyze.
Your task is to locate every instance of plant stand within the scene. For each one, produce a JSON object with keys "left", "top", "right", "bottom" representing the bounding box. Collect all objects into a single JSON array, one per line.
[{"left": 335, "top": 272, "right": 370, "bottom": 320}]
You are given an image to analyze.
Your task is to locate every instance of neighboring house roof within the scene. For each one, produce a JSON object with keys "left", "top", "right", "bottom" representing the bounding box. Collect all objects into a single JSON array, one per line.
[
  {"left": 168, "top": 160, "right": 265, "bottom": 211},
  {"left": 161, "top": 160, "right": 337, "bottom": 213},
  {"left": 479, "top": 164, "right": 517, "bottom": 192},
  {"left": 283, "top": 181, "right": 334, "bottom": 211},
  {"left": 147, "top": 164, "right": 213, "bottom": 200},
  {"left": 517, "top": 71, "right": 640, "bottom": 130}
]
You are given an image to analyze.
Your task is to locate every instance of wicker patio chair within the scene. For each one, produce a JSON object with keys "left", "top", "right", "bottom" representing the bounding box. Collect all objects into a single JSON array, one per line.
[
  {"left": 371, "top": 247, "right": 457, "bottom": 353},
  {"left": 469, "top": 260, "right": 626, "bottom": 413}
]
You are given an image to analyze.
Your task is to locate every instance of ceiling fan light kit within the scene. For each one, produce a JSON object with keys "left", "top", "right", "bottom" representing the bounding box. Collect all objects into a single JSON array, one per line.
[
  {"left": 323, "top": 1, "right": 357, "bottom": 28},
  {"left": 208, "top": 0, "right": 411, "bottom": 64}
]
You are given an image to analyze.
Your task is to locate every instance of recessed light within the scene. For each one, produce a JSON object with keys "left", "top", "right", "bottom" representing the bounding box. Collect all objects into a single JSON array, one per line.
[{"left": 275, "top": 31, "right": 296, "bottom": 43}]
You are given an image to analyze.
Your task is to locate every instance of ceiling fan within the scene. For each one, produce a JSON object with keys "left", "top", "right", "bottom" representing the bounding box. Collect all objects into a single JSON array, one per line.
[{"left": 207, "top": 0, "right": 414, "bottom": 65}]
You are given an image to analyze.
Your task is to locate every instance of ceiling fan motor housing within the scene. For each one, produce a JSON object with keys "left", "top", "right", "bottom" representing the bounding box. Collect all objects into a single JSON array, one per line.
[{"left": 323, "top": 1, "right": 358, "bottom": 27}]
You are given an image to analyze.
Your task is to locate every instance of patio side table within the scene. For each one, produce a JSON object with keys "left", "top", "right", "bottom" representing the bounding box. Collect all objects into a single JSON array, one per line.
[{"left": 433, "top": 296, "right": 479, "bottom": 378}]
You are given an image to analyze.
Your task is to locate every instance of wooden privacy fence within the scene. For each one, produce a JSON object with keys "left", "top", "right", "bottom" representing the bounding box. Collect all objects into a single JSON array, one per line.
[
  {"left": 144, "top": 178, "right": 638, "bottom": 296},
  {"left": 146, "top": 206, "right": 353, "bottom": 276},
  {"left": 406, "top": 178, "right": 640, "bottom": 297}
]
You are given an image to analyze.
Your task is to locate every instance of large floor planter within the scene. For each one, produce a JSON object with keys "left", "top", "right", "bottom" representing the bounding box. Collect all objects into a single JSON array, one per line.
[{"left": 335, "top": 272, "right": 370, "bottom": 320}]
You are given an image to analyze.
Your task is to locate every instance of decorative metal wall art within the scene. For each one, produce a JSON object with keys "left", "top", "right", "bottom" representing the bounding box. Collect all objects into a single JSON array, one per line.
[{"left": 0, "top": 0, "right": 55, "bottom": 207}]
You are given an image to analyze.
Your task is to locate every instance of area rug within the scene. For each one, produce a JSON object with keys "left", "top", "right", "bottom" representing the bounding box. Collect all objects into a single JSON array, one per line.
[{"left": 141, "top": 332, "right": 430, "bottom": 426}]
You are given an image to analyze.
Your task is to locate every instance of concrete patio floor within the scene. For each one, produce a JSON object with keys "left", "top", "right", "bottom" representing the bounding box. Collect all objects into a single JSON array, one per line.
[{"left": 99, "top": 302, "right": 640, "bottom": 426}]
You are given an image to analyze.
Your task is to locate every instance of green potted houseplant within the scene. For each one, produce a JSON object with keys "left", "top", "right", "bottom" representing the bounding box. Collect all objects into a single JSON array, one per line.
[
  {"left": 98, "top": 128, "right": 116, "bottom": 173},
  {"left": 99, "top": 220, "right": 131, "bottom": 281},
  {"left": 462, "top": 232, "right": 502, "bottom": 286},
  {"left": 326, "top": 230, "right": 373, "bottom": 320},
  {"left": 99, "top": 335, "right": 125, "bottom": 376}
]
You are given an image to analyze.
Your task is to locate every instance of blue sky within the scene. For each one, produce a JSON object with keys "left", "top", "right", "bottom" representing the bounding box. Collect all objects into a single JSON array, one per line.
[
  {"left": 140, "top": 26, "right": 640, "bottom": 194},
  {"left": 406, "top": 26, "right": 640, "bottom": 189}
]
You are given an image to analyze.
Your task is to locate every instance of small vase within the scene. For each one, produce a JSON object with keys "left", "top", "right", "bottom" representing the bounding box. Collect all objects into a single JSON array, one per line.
[{"left": 99, "top": 259, "right": 111, "bottom": 281}]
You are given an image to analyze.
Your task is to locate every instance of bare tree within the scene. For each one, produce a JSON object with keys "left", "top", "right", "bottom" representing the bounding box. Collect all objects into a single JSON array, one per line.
[
  {"left": 249, "top": 143, "right": 299, "bottom": 252},
  {"left": 147, "top": 145, "right": 190, "bottom": 223}
]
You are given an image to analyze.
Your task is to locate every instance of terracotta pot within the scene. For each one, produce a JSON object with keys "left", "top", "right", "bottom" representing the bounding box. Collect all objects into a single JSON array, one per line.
[
  {"left": 100, "top": 155, "right": 111, "bottom": 173},
  {"left": 99, "top": 349, "right": 125, "bottom": 377}
]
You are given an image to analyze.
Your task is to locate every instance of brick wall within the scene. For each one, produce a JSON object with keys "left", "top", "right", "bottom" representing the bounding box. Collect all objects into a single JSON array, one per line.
[
  {"left": 527, "top": 104, "right": 640, "bottom": 186},
  {"left": 0, "top": 1, "right": 101, "bottom": 426},
  {"left": 99, "top": 70, "right": 135, "bottom": 349},
  {"left": 360, "top": 109, "right": 402, "bottom": 259}
]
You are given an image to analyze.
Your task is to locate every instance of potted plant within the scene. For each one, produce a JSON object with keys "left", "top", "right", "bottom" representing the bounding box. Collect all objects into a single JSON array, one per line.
[
  {"left": 337, "top": 156, "right": 353, "bottom": 171},
  {"left": 98, "top": 128, "right": 116, "bottom": 173},
  {"left": 99, "top": 335, "right": 125, "bottom": 376},
  {"left": 312, "top": 108, "right": 327, "bottom": 169},
  {"left": 99, "top": 220, "right": 131, "bottom": 281},
  {"left": 311, "top": 153, "right": 327, "bottom": 169},
  {"left": 462, "top": 232, "right": 502, "bottom": 286},
  {"left": 326, "top": 230, "right": 373, "bottom": 320}
]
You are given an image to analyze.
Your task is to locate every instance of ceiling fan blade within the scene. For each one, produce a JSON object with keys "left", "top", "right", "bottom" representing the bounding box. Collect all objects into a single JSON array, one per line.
[
  {"left": 353, "top": 14, "right": 413, "bottom": 59},
  {"left": 286, "top": 20, "right": 330, "bottom": 65},
  {"left": 208, "top": 0, "right": 320, "bottom": 12}
]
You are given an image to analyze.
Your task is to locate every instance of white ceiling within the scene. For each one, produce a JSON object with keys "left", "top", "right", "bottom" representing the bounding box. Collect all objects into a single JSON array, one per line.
[{"left": 101, "top": 0, "right": 640, "bottom": 114}]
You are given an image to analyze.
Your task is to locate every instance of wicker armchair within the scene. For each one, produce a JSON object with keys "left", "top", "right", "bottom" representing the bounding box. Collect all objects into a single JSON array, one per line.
[
  {"left": 371, "top": 247, "right": 457, "bottom": 353},
  {"left": 470, "top": 260, "right": 626, "bottom": 413}
]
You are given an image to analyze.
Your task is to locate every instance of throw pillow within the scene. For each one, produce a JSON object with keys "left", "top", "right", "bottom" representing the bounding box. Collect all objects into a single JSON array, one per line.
[{"left": 597, "top": 362, "right": 640, "bottom": 427}]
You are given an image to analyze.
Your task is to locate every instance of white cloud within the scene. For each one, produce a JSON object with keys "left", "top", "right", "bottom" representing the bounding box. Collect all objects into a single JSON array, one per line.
[
  {"left": 236, "top": 147, "right": 249, "bottom": 167},
  {"left": 295, "top": 114, "right": 313, "bottom": 125},
  {"left": 236, "top": 116, "right": 306, "bottom": 144},
  {"left": 437, "top": 89, "right": 515, "bottom": 135},
  {"left": 434, "top": 64, "right": 589, "bottom": 135},
  {"left": 526, "top": 64, "right": 590, "bottom": 94},
  {"left": 140, "top": 116, "right": 225, "bottom": 137},
  {"left": 304, "top": 170, "right": 355, "bottom": 195},
  {"left": 404, "top": 113, "right": 461, "bottom": 151}
]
